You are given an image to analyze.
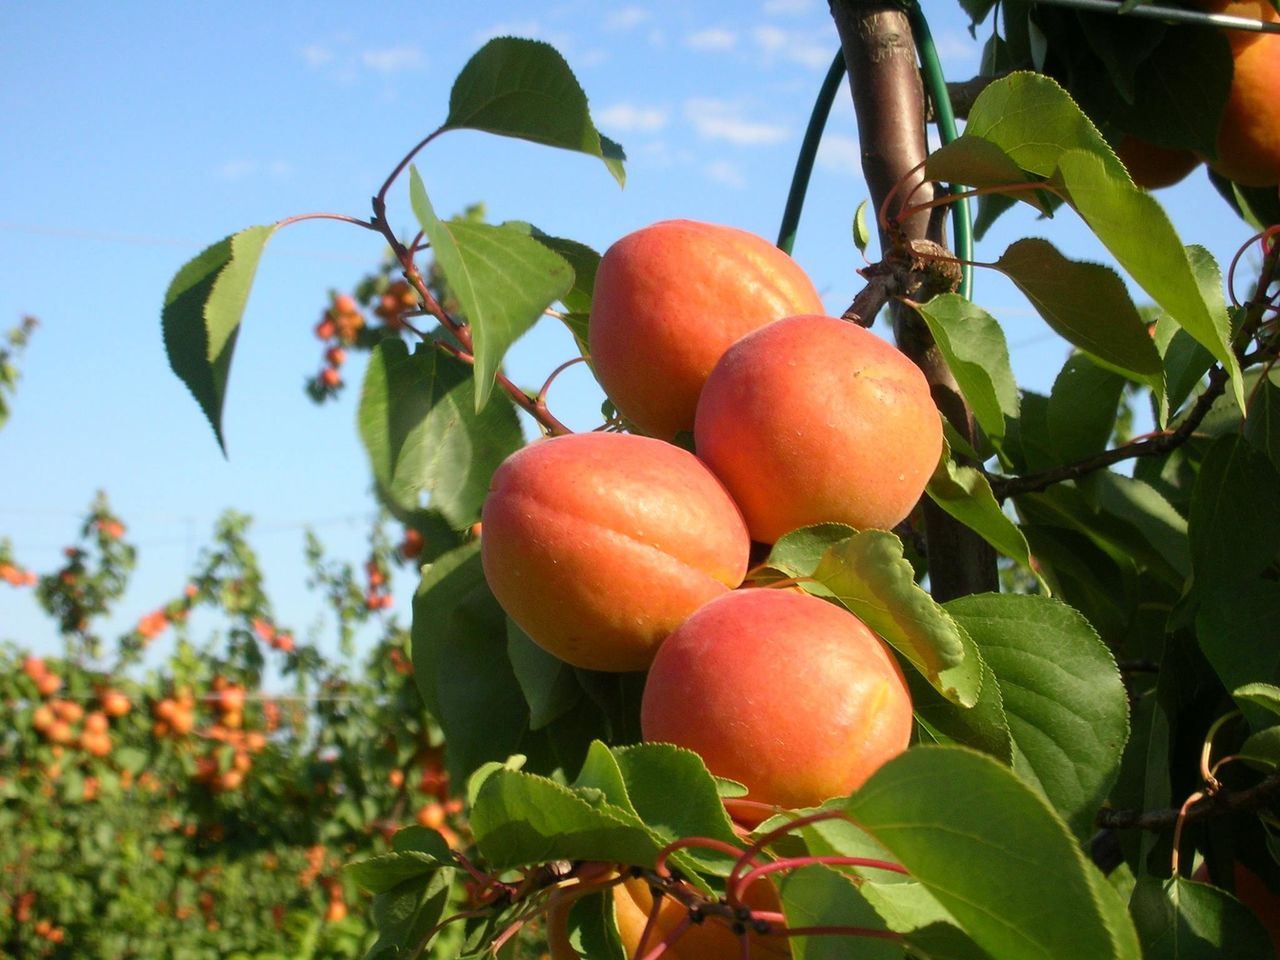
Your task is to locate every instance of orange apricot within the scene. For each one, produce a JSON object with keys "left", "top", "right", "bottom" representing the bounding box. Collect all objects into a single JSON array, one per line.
[
  {"left": 1114, "top": 135, "right": 1201, "bottom": 189},
  {"left": 549, "top": 872, "right": 789, "bottom": 960},
  {"left": 481, "top": 432, "right": 749, "bottom": 671},
  {"left": 695, "top": 314, "right": 942, "bottom": 543},
  {"left": 642, "top": 588, "right": 913, "bottom": 813},
  {"left": 588, "top": 220, "right": 824, "bottom": 440}
]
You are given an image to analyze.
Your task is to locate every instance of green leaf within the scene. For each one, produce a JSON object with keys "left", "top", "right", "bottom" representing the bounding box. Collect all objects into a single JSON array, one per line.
[
  {"left": 1046, "top": 352, "right": 1127, "bottom": 466},
  {"left": 612, "top": 743, "right": 740, "bottom": 866},
  {"left": 535, "top": 234, "right": 599, "bottom": 350},
  {"left": 762, "top": 523, "right": 859, "bottom": 580},
  {"left": 442, "top": 37, "right": 625, "bottom": 186},
  {"left": 1238, "top": 726, "right": 1280, "bottom": 770},
  {"left": 1130, "top": 877, "right": 1277, "bottom": 959},
  {"left": 925, "top": 137, "right": 1054, "bottom": 215},
  {"left": 162, "top": 225, "right": 275, "bottom": 452},
  {"left": 1093, "top": 472, "right": 1190, "bottom": 583},
  {"left": 852, "top": 200, "right": 873, "bottom": 257},
  {"left": 812, "top": 532, "right": 979, "bottom": 707},
  {"left": 925, "top": 452, "right": 1044, "bottom": 591},
  {"left": 914, "top": 295, "right": 1019, "bottom": 448},
  {"left": 1189, "top": 435, "right": 1280, "bottom": 594},
  {"left": 507, "top": 619, "right": 581, "bottom": 730},
  {"left": 409, "top": 169, "right": 574, "bottom": 408},
  {"left": 411, "top": 542, "right": 531, "bottom": 783},
  {"left": 777, "top": 865, "right": 899, "bottom": 960},
  {"left": 470, "top": 767, "right": 663, "bottom": 870},
  {"left": 1052, "top": 151, "right": 1241, "bottom": 408},
  {"left": 947, "top": 594, "right": 1131, "bottom": 840},
  {"left": 1232, "top": 683, "right": 1280, "bottom": 718},
  {"left": 367, "top": 868, "right": 454, "bottom": 960},
  {"left": 347, "top": 844, "right": 452, "bottom": 894},
  {"left": 358, "top": 339, "right": 522, "bottom": 528},
  {"left": 1155, "top": 317, "right": 1215, "bottom": 419},
  {"left": 840, "top": 746, "right": 1136, "bottom": 960},
  {"left": 908, "top": 630, "right": 1014, "bottom": 764},
  {"left": 961, "top": 72, "right": 1126, "bottom": 181},
  {"left": 992, "top": 238, "right": 1163, "bottom": 395},
  {"left": 1244, "top": 372, "right": 1280, "bottom": 476}
]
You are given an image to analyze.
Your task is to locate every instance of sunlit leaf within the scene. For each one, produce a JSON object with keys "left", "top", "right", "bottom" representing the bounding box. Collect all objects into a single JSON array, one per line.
[
  {"left": 409, "top": 169, "right": 574, "bottom": 409},
  {"left": 443, "top": 37, "right": 626, "bottom": 186},
  {"left": 162, "top": 225, "right": 275, "bottom": 452}
]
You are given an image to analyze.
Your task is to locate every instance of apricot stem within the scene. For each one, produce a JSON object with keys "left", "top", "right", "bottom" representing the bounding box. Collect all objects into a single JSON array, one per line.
[
  {"left": 732, "top": 855, "right": 908, "bottom": 905},
  {"left": 274, "top": 211, "right": 381, "bottom": 232}
]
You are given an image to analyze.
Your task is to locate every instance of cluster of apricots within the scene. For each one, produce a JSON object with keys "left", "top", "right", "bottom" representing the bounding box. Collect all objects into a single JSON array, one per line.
[
  {"left": 312, "top": 292, "right": 363, "bottom": 390},
  {"left": 364, "top": 557, "right": 394, "bottom": 610},
  {"left": 252, "top": 616, "right": 298, "bottom": 653},
  {"left": 26, "top": 659, "right": 131, "bottom": 761},
  {"left": 1117, "top": 1, "right": 1279, "bottom": 190},
  {"left": 0, "top": 560, "right": 38, "bottom": 586},
  {"left": 482, "top": 219, "right": 934, "bottom": 839}
]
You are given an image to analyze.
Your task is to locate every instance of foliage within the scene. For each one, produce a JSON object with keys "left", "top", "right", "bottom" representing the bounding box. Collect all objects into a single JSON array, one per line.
[{"left": 0, "top": 498, "right": 469, "bottom": 958}]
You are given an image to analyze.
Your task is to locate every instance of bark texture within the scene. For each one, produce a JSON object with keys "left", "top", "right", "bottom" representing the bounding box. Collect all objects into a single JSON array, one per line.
[{"left": 829, "top": 0, "right": 998, "bottom": 600}]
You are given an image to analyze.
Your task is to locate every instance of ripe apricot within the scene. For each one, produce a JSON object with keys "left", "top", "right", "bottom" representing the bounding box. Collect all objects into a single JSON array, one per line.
[
  {"left": 588, "top": 220, "right": 825, "bottom": 440},
  {"left": 100, "top": 689, "right": 130, "bottom": 717},
  {"left": 549, "top": 872, "right": 789, "bottom": 960},
  {"left": 642, "top": 589, "right": 913, "bottom": 812},
  {"left": 1114, "top": 135, "right": 1201, "bottom": 189},
  {"left": 1198, "top": 1, "right": 1280, "bottom": 186},
  {"left": 695, "top": 315, "right": 942, "bottom": 543},
  {"left": 481, "top": 432, "right": 749, "bottom": 671}
]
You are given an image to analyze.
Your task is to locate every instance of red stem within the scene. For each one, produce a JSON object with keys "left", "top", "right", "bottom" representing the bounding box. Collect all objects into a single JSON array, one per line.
[
  {"left": 275, "top": 211, "right": 381, "bottom": 231},
  {"left": 732, "top": 855, "right": 908, "bottom": 903}
]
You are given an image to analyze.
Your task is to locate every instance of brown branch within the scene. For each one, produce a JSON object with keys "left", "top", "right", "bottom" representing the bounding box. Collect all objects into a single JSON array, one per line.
[
  {"left": 1096, "top": 773, "right": 1280, "bottom": 831},
  {"left": 829, "top": 0, "right": 998, "bottom": 601},
  {"left": 933, "top": 76, "right": 1004, "bottom": 122},
  {"left": 991, "top": 364, "right": 1230, "bottom": 501}
]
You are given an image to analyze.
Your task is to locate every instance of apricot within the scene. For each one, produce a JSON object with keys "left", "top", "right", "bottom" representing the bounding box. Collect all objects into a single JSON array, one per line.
[
  {"left": 1198, "top": 0, "right": 1280, "bottom": 186},
  {"left": 588, "top": 219, "right": 825, "bottom": 440},
  {"left": 695, "top": 314, "right": 942, "bottom": 543},
  {"left": 549, "top": 872, "right": 789, "bottom": 960},
  {"left": 1114, "top": 135, "right": 1201, "bottom": 189},
  {"left": 641, "top": 588, "right": 913, "bottom": 812},
  {"left": 481, "top": 432, "right": 750, "bottom": 671}
]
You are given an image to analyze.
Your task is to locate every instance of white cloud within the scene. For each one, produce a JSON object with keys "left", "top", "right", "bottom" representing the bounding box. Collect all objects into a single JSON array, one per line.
[
  {"left": 360, "top": 46, "right": 425, "bottom": 73},
  {"left": 684, "top": 99, "right": 788, "bottom": 146},
  {"left": 752, "top": 25, "right": 831, "bottom": 69},
  {"left": 685, "top": 28, "right": 737, "bottom": 51},
  {"left": 301, "top": 44, "right": 334, "bottom": 68},
  {"left": 596, "top": 103, "right": 669, "bottom": 134},
  {"left": 705, "top": 160, "right": 747, "bottom": 188},
  {"left": 816, "top": 134, "right": 863, "bottom": 175},
  {"left": 604, "top": 7, "right": 649, "bottom": 30},
  {"left": 762, "top": 0, "right": 816, "bottom": 14}
]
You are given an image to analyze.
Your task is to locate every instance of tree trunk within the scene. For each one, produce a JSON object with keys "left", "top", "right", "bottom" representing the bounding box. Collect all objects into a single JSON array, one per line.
[{"left": 828, "top": 0, "right": 998, "bottom": 601}]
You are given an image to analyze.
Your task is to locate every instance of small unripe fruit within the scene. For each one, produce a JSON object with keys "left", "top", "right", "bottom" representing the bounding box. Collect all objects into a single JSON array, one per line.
[
  {"left": 695, "top": 315, "right": 942, "bottom": 543},
  {"left": 589, "top": 219, "right": 825, "bottom": 440},
  {"left": 481, "top": 432, "right": 749, "bottom": 671},
  {"left": 642, "top": 589, "right": 913, "bottom": 813}
]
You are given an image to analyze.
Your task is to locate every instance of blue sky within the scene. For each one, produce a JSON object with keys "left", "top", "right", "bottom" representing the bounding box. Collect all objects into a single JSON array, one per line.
[{"left": 0, "top": 2, "right": 1257, "bottom": 664}]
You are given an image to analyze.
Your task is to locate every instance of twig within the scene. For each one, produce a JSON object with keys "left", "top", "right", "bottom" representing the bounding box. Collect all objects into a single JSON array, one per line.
[
  {"left": 1096, "top": 772, "right": 1280, "bottom": 831},
  {"left": 991, "top": 364, "right": 1229, "bottom": 500}
]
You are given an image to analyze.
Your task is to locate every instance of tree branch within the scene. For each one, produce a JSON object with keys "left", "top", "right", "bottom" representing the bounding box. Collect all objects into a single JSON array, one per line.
[
  {"left": 1096, "top": 773, "right": 1280, "bottom": 831},
  {"left": 991, "top": 364, "right": 1230, "bottom": 501},
  {"left": 829, "top": 0, "right": 998, "bottom": 601}
]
